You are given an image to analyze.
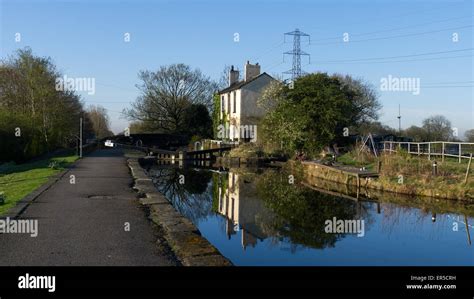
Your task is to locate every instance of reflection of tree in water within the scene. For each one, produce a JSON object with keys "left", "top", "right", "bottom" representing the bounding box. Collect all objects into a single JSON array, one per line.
[
  {"left": 379, "top": 203, "right": 445, "bottom": 239},
  {"left": 256, "top": 170, "right": 373, "bottom": 250},
  {"left": 147, "top": 166, "right": 213, "bottom": 224}
]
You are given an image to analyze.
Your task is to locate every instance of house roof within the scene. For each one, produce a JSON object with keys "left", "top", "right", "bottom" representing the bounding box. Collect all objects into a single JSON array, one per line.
[{"left": 218, "top": 72, "right": 274, "bottom": 94}]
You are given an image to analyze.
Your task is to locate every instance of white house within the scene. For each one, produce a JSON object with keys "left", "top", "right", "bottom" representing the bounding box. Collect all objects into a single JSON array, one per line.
[{"left": 218, "top": 61, "right": 275, "bottom": 142}]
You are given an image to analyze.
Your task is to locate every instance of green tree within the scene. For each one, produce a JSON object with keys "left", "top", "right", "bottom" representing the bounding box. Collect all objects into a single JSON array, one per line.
[
  {"left": 0, "top": 48, "right": 87, "bottom": 162},
  {"left": 332, "top": 74, "right": 381, "bottom": 128},
  {"left": 182, "top": 103, "right": 212, "bottom": 138},
  {"left": 260, "top": 73, "right": 379, "bottom": 157}
]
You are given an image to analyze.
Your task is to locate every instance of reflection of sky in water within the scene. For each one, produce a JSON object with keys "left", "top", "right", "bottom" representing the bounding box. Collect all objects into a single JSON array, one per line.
[{"left": 149, "top": 167, "right": 474, "bottom": 266}]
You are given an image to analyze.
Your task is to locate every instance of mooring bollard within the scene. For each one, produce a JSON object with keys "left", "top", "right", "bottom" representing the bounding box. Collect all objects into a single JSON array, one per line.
[{"left": 432, "top": 161, "right": 438, "bottom": 176}]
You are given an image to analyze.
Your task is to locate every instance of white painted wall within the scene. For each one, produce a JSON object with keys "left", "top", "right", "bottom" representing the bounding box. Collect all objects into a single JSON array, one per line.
[{"left": 220, "top": 74, "right": 275, "bottom": 141}]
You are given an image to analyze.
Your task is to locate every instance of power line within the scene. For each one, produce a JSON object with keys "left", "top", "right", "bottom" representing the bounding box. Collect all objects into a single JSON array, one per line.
[
  {"left": 315, "top": 54, "right": 473, "bottom": 65},
  {"left": 311, "top": 48, "right": 474, "bottom": 64},
  {"left": 307, "top": 1, "right": 468, "bottom": 33},
  {"left": 310, "top": 25, "right": 473, "bottom": 46},
  {"left": 250, "top": 41, "right": 285, "bottom": 62},
  {"left": 311, "top": 15, "right": 473, "bottom": 43},
  {"left": 423, "top": 80, "right": 474, "bottom": 85},
  {"left": 266, "top": 60, "right": 285, "bottom": 72},
  {"left": 421, "top": 85, "right": 473, "bottom": 88}
]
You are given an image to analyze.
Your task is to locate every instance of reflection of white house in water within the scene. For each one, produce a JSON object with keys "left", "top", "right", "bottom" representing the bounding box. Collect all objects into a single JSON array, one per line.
[{"left": 217, "top": 172, "right": 273, "bottom": 250}]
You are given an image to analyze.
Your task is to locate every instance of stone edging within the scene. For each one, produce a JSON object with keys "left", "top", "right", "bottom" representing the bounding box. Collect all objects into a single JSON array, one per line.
[{"left": 127, "top": 158, "right": 233, "bottom": 266}]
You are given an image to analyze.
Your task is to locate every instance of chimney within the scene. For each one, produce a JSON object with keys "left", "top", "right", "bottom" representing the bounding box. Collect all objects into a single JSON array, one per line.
[
  {"left": 228, "top": 65, "right": 239, "bottom": 86},
  {"left": 244, "top": 61, "right": 260, "bottom": 81}
]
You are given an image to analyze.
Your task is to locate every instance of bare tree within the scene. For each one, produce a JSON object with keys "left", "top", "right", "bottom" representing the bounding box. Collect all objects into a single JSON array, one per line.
[
  {"left": 86, "top": 105, "right": 113, "bottom": 139},
  {"left": 464, "top": 129, "right": 474, "bottom": 142},
  {"left": 422, "top": 115, "right": 453, "bottom": 141},
  {"left": 217, "top": 65, "right": 240, "bottom": 90},
  {"left": 123, "top": 64, "right": 217, "bottom": 133}
]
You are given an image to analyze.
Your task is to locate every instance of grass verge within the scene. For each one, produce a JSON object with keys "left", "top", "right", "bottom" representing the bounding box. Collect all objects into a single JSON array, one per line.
[{"left": 0, "top": 154, "right": 78, "bottom": 215}]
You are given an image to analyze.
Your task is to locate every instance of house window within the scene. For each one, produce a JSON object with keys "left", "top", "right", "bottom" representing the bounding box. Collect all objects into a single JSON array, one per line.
[
  {"left": 221, "top": 96, "right": 224, "bottom": 112},
  {"left": 227, "top": 94, "right": 230, "bottom": 114},
  {"left": 233, "top": 91, "right": 236, "bottom": 113}
]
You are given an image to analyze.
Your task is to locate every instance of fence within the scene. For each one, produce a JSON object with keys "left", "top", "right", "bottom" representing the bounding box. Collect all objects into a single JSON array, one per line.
[{"left": 381, "top": 141, "right": 474, "bottom": 163}]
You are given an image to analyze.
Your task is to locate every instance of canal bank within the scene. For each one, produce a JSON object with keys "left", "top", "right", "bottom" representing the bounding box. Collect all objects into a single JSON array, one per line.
[
  {"left": 140, "top": 161, "right": 474, "bottom": 266},
  {"left": 289, "top": 158, "right": 474, "bottom": 202},
  {"left": 127, "top": 157, "right": 232, "bottom": 266}
]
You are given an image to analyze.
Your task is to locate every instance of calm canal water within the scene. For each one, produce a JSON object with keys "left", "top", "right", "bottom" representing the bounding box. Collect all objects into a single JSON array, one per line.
[{"left": 146, "top": 164, "right": 474, "bottom": 266}]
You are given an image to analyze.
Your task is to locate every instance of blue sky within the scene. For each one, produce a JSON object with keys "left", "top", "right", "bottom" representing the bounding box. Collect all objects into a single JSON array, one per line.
[{"left": 1, "top": 0, "right": 473, "bottom": 136}]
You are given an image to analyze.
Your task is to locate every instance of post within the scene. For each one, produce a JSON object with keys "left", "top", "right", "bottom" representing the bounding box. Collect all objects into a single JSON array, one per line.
[
  {"left": 459, "top": 143, "right": 462, "bottom": 163},
  {"left": 442, "top": 142, "right": 445, "bottom": 163},
  {"left": 79, "top": 117, "right": 83, "bottom": 158},
  {"left": 383, "top": 142, "right": 386, "bottom": 153},
  {"left": 464, "top": 215, "right": 471, "bottom": 246},
  {"left": 408, "top": 142, "right": 411, "bottom": 154},
  {"left": 432, "top": 161, "right": 437, "bottom": 176},
  {"left": 356, "top": 174, "right": 360, "bottom": 199},
  {"left": 428, "top": 143, "right": 431, "bottom": 160},
  {"left": 417, "top": 143, "right": 420, "bottom": 156},
  {"left": 464, "top": 154, "right": 472, "bottom": 184}
]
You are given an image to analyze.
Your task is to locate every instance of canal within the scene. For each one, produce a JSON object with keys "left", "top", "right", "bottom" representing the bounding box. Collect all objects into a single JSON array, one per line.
[{"left": 145, "top": 163, "right": 474, "bottom": 266}]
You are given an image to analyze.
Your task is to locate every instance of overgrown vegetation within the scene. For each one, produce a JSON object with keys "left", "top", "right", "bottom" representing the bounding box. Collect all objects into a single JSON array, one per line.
[
  {"left": 334, "top": 148, "right": 473, "bottom": 200},
  {"left": 212, "top": 94, "right": 222, "bottom": 139},
  {"left": 336, "top": 147, "right": 377, "bottom": 170}
]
